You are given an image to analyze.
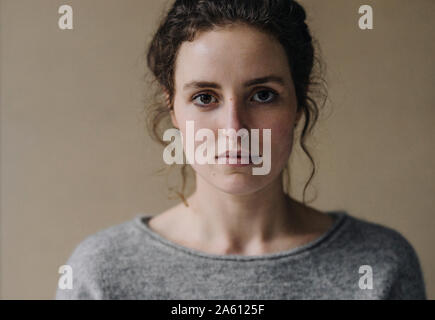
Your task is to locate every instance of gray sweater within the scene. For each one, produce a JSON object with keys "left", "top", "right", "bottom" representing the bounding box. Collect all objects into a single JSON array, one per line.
[{"left": 55, "top": 211, "right": 427, "bottom": 299}]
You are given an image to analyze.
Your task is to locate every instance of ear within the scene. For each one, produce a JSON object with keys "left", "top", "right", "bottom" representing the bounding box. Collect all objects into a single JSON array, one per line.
[{"left": 162, "top": 87, "right": 179, "bottom": 129}]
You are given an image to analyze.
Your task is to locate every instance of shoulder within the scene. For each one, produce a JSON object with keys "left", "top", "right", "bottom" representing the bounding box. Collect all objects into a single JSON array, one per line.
[
  {"left": 69, "top": 217, "right": 141, "bottom": 260},
  {"left": 344, "top": 213, "right": 420, "bottom": 261},
  {"left": 303, "top": 203, "right": 419, "bottom": 261},
  {"left": 55, "top": 216, "right": 148, "bottom": 299},
  {"left": 65, "top": 214, "right": 153, "bottom": 266},
  {"left": 340, "top": 213, "right": 427, "bottom": 299}
]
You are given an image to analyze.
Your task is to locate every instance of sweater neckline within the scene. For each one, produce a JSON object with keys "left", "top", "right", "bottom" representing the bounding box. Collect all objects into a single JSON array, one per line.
[{"left": 133, "top": 210, "right": 349, "bottom": 261}]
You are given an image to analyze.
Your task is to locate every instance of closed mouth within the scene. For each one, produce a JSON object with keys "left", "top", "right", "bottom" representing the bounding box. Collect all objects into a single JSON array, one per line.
[{"left": 215, "top": 154, "right": 262, "bottom": 161}]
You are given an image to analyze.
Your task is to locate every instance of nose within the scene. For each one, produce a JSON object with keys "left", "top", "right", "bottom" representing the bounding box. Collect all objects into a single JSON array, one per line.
[
  {"left": 218, "top": 97, "right": 250, "bottom": 151},
  {"left": 222, "top": 97, "right": 247, "bottom": 132}
]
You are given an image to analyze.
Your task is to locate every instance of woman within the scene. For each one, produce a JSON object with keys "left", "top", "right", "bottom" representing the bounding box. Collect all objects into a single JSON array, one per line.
[{"left": 56, "top": 0, "right": 426, "bottom": 299}]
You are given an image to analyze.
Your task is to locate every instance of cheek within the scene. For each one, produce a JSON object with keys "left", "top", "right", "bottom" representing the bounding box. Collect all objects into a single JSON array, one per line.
[
  {"left": 268, "top": 122, "right": 295, "bottom": 160},
  {"left": 178, "top": 121, "right": 217, "bottom": 162},
  {"left": 271, "top": 122, "right": 293, "bottom": 141},
  {"left": 259, "top": 108, "right": 295, "bottom": 147}
]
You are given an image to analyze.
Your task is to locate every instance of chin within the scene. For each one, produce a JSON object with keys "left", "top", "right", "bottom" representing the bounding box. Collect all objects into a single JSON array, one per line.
[{"left": 212, "top": 173, "right": 270, "bottom": 195}]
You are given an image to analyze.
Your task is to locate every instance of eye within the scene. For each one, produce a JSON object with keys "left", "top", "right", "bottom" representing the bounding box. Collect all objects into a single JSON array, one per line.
[
  {"left": 192, "top": 93, "right": 218, "bottom": 108},
  {"left": 251, "top": 89, "right": 278, "bottom": 104}
]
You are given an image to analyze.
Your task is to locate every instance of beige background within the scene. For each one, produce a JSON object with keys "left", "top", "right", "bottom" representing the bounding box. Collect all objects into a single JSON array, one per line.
[{"left": 1, "top": 0, "right": 434, "bottom": 299}]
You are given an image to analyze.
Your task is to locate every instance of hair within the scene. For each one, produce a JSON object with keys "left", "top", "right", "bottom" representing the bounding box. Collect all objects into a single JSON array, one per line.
[{"left": 144, "top": 0, "right": 327, "bottom": 206}]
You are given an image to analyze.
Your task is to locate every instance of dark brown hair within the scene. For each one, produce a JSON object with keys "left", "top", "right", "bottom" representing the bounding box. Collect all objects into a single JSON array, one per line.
[{"left": 144, "top": 0, "right": 327, "bottom": 206}]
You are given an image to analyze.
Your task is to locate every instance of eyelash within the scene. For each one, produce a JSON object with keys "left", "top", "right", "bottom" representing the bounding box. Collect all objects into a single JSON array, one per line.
[{"left": 191, "top": 89, "right": 279, "bottom": 108}]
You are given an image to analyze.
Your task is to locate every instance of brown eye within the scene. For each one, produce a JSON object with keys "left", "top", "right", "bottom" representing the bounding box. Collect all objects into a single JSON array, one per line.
[
  {"left": 252, "top": 90, "right": 278, "bottom": 103},
  {"left": 192, "top": 93, "right": 218, "bottom": 107}
]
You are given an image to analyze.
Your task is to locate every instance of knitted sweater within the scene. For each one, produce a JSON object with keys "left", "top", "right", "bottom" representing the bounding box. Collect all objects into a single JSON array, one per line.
[{"left": 55, "top": 211, "right": 427, "bottom": 299}]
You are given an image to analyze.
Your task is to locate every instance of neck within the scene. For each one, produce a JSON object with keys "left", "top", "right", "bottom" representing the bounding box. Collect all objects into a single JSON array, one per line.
[{"left": 185, "top": 173, "right": 301, "bottom": 254}]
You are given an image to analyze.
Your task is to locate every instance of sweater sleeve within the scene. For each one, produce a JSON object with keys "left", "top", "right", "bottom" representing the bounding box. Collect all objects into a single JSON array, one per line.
[{"left": 386, "top": 233, "right": 427, "bottom": 300}]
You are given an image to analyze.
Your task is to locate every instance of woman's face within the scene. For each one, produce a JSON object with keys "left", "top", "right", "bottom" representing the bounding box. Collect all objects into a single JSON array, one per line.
[{"left": 169, "top": 23, "right": 301, "bottom": 195}]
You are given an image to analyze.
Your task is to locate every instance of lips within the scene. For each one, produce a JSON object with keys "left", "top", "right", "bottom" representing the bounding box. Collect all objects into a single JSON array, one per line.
[{"left": 216, "top": 150, "right": 251, "bottom": 158}]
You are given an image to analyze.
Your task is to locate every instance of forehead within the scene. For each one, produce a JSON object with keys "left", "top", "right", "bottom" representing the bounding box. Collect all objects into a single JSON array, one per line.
[{"left": 174, "top": 24, "right": 291, "bottom": 86}]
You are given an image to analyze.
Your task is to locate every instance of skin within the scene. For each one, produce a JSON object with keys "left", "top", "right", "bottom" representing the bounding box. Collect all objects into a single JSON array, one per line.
[{"left": 149, "top": 23, "right": 334, "bottom": 256}]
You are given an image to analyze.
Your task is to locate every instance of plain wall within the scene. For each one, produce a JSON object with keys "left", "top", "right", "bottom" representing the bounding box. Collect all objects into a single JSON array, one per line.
[{"left": 1, "top": 0, "right": 434, "bottom": 299}]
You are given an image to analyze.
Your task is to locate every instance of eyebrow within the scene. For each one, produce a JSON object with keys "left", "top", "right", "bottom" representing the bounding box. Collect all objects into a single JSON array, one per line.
[{"left": 182, "top": 75, "right": 286, "bottom": 91}]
